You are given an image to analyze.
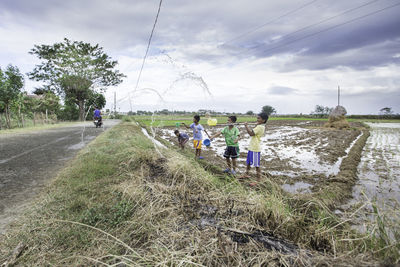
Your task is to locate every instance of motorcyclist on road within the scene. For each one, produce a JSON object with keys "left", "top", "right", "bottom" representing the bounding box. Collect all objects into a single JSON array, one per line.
[{"left": 93, "top": 107, "right": 102, "bottom": 122}]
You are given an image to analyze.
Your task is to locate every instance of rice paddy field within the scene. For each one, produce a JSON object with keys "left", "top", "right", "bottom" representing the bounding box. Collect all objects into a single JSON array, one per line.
[
  {"left": 1, "top": 116, "right": 400, "bottom": 266},
  {"left": 149, "top": 116, "right": 400, "bottom": 256}
]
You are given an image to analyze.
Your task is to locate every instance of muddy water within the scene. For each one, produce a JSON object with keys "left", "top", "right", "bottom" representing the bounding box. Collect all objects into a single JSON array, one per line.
[
  {"left": 347, "top": 123, "right": 400, "bottom": 234},
  {"left": 158, "top": 120, "right": 362, "bottom": 193}
]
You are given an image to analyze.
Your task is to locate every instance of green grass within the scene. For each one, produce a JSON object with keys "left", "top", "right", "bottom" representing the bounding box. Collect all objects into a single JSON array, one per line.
[
  {"left": 0, "top": 121, "right": 83, "bottom": 135},
  {"left": 132, "top": 115, "right": 328, "bottom": 127},
  {"left": 1, "top": 120, "right": 398, "bottom": 266}
]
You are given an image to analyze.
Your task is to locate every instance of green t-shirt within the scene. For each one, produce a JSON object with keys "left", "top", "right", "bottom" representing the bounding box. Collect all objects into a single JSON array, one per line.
[{"left": 221, "top": 126, "right": 240, "bottom": 147}]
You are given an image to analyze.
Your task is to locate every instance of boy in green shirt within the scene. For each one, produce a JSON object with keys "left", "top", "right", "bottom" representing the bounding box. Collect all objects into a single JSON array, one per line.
[
  {"left": 210, "top": 116, "right": 240, "bottom": 175},
  {"left": 240, "top": 113, "right": 269, "bottom": 185}
]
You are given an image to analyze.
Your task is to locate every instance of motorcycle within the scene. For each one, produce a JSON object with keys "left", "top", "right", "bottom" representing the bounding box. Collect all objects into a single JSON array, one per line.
[{"left": 94, "top": 118, "right": 102, "bottom": 128}]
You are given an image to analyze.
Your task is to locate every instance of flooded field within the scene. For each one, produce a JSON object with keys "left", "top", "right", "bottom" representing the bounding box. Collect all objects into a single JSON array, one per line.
[
  {"left": 157, "top": 120, "right": 364, "bottom": 193},
  {"left": 156, "top": 120, "right": 400, "bottom": 241},
  {"left": 353, "top": 123, "right": 400, "bottom": 204},
  {"left": 346, "top": 123, "right": 400, "bottom": 235}
]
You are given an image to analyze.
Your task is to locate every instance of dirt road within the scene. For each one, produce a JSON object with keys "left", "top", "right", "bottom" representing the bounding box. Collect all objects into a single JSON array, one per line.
[{"left": 0, "top": 120, "right": 120, "bottom": 233}]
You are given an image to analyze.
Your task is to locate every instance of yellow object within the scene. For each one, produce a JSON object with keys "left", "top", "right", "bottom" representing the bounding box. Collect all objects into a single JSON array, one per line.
[
  {"left": 193, "top": 140, "right": 202, "bottom": 149},
  {"left": 249, "top": 125, "right": 265, "bottom": 152},
  {"left": 207, "top": 118, "right": 217, "bottom": 126}
]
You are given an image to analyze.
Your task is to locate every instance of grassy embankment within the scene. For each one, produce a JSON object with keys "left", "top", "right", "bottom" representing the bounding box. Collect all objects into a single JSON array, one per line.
[{"left": 1, "top": 118, "right": 398, "bottom": 265}]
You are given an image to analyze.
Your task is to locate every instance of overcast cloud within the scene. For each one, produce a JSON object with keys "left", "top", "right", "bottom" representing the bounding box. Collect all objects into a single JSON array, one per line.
[{"left": 0, "top": 0, "right": 399, "bottom": 114}]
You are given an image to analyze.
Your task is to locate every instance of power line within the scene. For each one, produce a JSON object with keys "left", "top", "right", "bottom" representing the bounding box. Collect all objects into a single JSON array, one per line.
[
  {"left": 222, "top": 0, "right": 319, "bottom": 45},
  {"left": 257, "top": 1, "right": 400, "bottom": 55},
  {"left": 116, "top": 0, "right": 163, "bottom": 106},
  {"left": 133, "top": 0, "right": 163, "bottom": 93},
  {"left": 246, "top": 0, "right": 378, "bottom": 53},
  {"left": 204, "top": 1, "right": 400, "bottom": 74}
]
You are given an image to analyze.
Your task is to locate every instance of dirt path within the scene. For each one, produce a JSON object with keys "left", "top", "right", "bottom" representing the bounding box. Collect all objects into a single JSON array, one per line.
[{"left": 0, "top": 120, "right": 120, "bottom": 233}]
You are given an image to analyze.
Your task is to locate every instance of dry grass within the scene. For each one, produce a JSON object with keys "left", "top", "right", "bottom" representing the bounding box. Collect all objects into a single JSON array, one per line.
[
  {"left": 324, "top": 115, "right": 350, "bottom": 129},
  {"left": 0, "top": 121, "right": 394, "bottom": 266}
]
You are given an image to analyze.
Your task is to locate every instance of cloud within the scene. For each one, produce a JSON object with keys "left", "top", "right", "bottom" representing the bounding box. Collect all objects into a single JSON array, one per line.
[
  {"left": 0, "top": 0, "right": 399, "bottom": 114},
  {"left": 268, "top": 86, "right": 298, "bottom": 95}
]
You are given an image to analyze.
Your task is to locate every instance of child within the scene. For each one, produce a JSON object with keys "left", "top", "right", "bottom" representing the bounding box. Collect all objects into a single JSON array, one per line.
[
  {"left": 174, "top": 130, "right": 189, "bottom": 150},
  {"left": 240, "top": 113, "right": 269, "bottom": 185},
  {"left": 210, "top": 116, "right": 240, "bottom": 175},
  {"left": 182, "top": 115, "right": 210, "bottom": 159}
]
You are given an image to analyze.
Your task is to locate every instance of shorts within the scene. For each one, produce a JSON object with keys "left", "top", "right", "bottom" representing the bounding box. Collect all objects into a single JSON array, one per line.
[
  {"left": 180, "top": 138, "right": 189, "bottom": 145},
  {"left": 224, "top": 146, "right": 239, "bottom": 158},
  {"left": 193, "top": 140, "right": 202, "bottom": 149},
  {"left": 246, "top": 151, "right": 261, "bottom": 167}
]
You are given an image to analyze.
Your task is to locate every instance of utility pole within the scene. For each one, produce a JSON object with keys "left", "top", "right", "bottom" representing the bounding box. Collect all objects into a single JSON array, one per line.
[
  {"left": 129, "top": 92, "right": 133, "bottom": 113},
  {"left": 114, "top": 91, "right": 116, "bottom": 116}
]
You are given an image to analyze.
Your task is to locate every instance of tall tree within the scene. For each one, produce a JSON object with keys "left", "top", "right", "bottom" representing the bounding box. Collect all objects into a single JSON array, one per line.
[
  {"left": 0, "top": 65, "right": 25, "bottom": 128},
  {"left": 312, "top": 105, "right": 332, "bottom": 118},
  {"left": 261, "top": 105, "right": 277, "bottom": 116},
  {"left": 28, "top": 38, "right": 125, "bottom": 121}
]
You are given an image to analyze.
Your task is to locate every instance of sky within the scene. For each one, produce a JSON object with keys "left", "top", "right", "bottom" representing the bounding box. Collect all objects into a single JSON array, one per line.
[{"left": 0, "top": 0, "right": 399, "bottom": 114}]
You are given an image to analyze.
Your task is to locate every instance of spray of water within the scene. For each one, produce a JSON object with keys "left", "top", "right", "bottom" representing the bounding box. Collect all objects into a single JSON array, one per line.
[
  {"left": 164, "top": 71, "right": 212, "bottom": 97},
  {"left": 113, "top": 52, "right": 215, "bottom": 157}
]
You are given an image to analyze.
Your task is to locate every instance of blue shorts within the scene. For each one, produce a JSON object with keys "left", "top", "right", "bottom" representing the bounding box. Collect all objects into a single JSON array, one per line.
[{"left": 246, "top": 151, "right": 261, "bottom": 167}]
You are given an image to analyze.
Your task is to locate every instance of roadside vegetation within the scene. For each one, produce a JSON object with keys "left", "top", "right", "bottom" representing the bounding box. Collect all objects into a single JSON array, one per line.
[
  {"left": 0, "top": 38, "right": 123, "bottom": 131},
  {"left": 0, "top": 121, "right": 82, "bottom": 135},
  {"left": 1, "top": 120, "right": 398, "bottom": 266}
]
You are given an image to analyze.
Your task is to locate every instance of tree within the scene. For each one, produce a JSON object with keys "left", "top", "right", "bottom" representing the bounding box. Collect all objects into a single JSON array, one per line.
[
  {"left": 311, "top": 105, "right": 332, "bottom": 118},
  {"left": 380, "top": 107, "right": 393, "bottom": 115},
  {"left": 57, "top": 97, "right": 79, "bottom": 121},
  {"left": 261, "top": 105, "right": 276, "bottom": 116},
  {"left": 85, "top": 92, "right": 106, "bottom": 120},
  {"left": 0, "top": 65, "right": 24, "bottom": 128},
  {"left": 246, "top": 110, "right": 254, "bottom": 115},
  {"left": 28, "top": 38, "right": 125, "bottom": 121}
]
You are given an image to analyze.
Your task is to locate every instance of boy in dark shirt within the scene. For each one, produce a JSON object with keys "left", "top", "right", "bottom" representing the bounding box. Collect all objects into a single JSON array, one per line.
[{"left": 174, "top": 130, "right": 189, "bottom": 150}]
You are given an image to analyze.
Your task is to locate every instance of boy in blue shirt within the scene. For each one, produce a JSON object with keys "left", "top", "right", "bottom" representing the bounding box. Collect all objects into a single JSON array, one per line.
[
  {"left": 182, "top": 115, "right": 210, "bottom": 159},
  {"left": 210, "top": 116, "right": 240, "bottom": 175}
]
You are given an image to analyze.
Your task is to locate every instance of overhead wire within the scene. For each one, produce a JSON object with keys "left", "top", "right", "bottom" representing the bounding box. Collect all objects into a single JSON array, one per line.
[
  {"left": 257, "top": 1, "right": 400, "bottom": 55},
  {"left": 116, "top": 0, "right": 163, "bottom": 106},
  {"left": 244, "top": 0, "right": 379, "bottom": 53},
  {"left": 117, "top": 0, "right": 400, "bottom": 107},
  {"left": 222, "top": 0, "right": 320, "bottom": 45},
  {"left": 203, "top": 0, "right": 400, "bottom": 74},
  {"left": 133, "top": 0, "right": 163, "bottom": 93},
  {"left": 119, "top": 0, "right": 320, "bottom": 105}
]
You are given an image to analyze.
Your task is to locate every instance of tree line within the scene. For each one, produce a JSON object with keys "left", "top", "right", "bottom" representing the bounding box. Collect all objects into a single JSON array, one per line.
[{"left": 0, "top": 38, "right": 124, "bottom": 130}]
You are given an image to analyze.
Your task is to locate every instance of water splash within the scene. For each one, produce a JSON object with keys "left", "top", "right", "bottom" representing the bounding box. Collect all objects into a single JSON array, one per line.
[{"left": 164, "top": 71, "right": 212, "bottom": 97}]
